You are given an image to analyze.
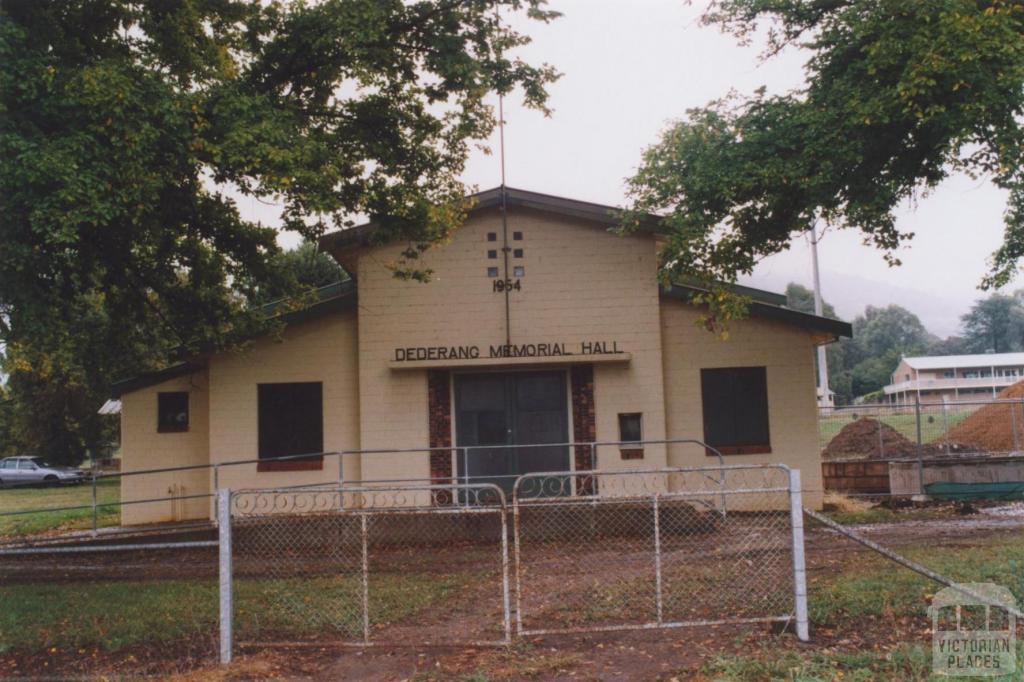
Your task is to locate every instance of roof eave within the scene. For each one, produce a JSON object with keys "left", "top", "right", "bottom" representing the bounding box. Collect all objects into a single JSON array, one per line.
[
  {"left": 318, "top": 186, "right": 666, "bottom": 255},
  {"left": 661, "top": 284, "right": 853, "bottom": 339},
  {"left": 110, "top": 361, "right": 206, "bottom": 398}
]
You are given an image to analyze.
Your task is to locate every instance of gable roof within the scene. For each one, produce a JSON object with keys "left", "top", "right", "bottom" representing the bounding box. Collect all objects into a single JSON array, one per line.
[
  {"left": 318, "top": 186, "right": 666, "bottom": 254},
  {"left": 902, "top": 352, "right": 1024, "bottom": 371}
]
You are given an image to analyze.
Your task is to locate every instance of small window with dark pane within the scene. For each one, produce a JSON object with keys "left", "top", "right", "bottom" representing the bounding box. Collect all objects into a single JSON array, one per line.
[
  {"left": 257, "top": 382, "right": 323, "bottom": 470},
  {"left": 487, "top": 267, "right": 499, "bottom": 277},
  {"left": 700, "top": 367, "right": 770, "bottom": 455},
  {"left": 618, "top": 413, "right": 642, "bottom": 442},
  {"left": 487, "top": 232, "right": 497, "bottom": 242},
  {"left": 157, "top": 392, "right": 189, "bottom": 433},
  {"left": 488, "top": 249, "right": 497, "bottom": 259},
  {"left": 513, "top": 248, "right": 523, "bottom": 258},
  {"left": 512, "top": 231, "right": 523, "bottom": 240}
]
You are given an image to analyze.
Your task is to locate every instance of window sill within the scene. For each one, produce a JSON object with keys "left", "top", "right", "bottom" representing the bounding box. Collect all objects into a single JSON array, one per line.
[
  {"left": 706, "top": 445, "right": 772, "bottom": 456},
  {"left": 620, "top": 448, "right": 644, "bottom": 460},
  {"left": 257, "top": 457, "right": 324, "bottom": 472}
]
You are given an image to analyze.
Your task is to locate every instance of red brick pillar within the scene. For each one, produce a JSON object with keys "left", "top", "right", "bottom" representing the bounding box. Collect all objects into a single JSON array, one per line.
[
  {"left": 428, "top": 370, "right": 453, "bottom": 484},
  {"left": 570, "top": 364, "right": 597, "bottom": 494}
]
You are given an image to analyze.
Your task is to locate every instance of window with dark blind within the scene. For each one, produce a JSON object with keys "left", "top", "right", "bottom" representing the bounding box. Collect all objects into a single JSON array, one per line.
[
  {"left": 618, "top": 413, "right": 644, "bottom": 460},
  {"left": 257, "top": 382, "right": 324, "bottom": 471},
  {"left": 700, "top": 367, "right": 771, "bottom": 455},
  {"left": 157, "top": 392, "right": 189, "bottom": 433}
]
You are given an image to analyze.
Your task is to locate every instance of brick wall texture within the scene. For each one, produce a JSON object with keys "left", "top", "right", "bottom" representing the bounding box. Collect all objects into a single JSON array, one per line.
[
  {"left": 571, "top": 364, "right": 597, "bottom": 494},
  {"left": 428, "top": 369, "right": 453, "bottom": 482}
]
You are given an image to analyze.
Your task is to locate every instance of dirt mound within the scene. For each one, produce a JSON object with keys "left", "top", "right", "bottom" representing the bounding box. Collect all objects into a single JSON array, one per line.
[
  {"left": 943, "top": 380, "right": 1024, "bottom": 453},
  {"left": 822, "top": 417, "right": 920, "bottom": 460}
]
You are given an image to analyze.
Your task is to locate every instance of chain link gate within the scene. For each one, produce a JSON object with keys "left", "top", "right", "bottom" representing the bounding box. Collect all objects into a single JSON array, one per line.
[
  {"left": 512, "top": 465, "right": 807, "bottom": 637},
  {"left": 227, "top": 483, "right": 511, "bottom": 653},
  {"left": 215, "top": 464, "right": 808, "bottom": 662}
]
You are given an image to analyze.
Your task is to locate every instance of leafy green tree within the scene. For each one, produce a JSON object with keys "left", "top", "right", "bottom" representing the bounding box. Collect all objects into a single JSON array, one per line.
[
  {"left": 255, "top": 241, "right": 348, "bottom": 304},
  {"left": 0, "top": 0, "right": 558, "bottom": 463},
  {"left": 852, "top": 305, "right": 931, "bottom": 364},
  {"left": 808, "top": 304, "right": 933, "bottom": 402},
  {"left": 625, "top": 1, "right": 1024, "bottom": 322},
  {"left": 959, "top": 292, "right": 1024, "bottom": 353},
  {"left": 784, "top": 283, "right": 837, "bottom": 319},
  {"left": 927, "top": 335, "right": 968, "bottom": 356},
  {"left": 784, "top": 282, "right": 850, "bottom": 400}
]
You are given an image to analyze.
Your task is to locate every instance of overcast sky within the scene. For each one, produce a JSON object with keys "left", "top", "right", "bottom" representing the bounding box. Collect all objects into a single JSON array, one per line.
[{"left": 245, "top": 0, "right": 1016, "bottom": 339}]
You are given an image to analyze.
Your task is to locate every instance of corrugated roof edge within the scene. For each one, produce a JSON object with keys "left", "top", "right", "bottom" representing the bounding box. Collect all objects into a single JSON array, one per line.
[
  {"left": 110, "top": 361, "right": 205, "bottom": 398},
  {"left": 318, "top": 186, "right": 666, "bottom": 253},
  {"left": 109, "top": 281, "right": 357, "bottom": 397},
  {"left": 662, "top": 283, "right": 853, "bottom": 339},
  {"left": 902, "top": 352, "right": 1024, "bottom": 370}
]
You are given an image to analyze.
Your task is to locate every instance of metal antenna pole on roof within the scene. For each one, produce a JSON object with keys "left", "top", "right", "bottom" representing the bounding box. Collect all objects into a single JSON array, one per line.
[
  {"left": 498, "top": 82, "right": 512, "bottom": 346},
  {"left": 810, "top": 218, "right": 830, "bottom": 407}
]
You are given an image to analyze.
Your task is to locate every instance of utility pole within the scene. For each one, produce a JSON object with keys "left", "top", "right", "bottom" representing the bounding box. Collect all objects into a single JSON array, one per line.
[{"left": 810, "top": 220, "right": 831, "bottom": 408}]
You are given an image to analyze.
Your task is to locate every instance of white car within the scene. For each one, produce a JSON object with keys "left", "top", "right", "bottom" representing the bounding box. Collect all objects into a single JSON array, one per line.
[{"left": 0, "top": 456, "right": 87, "bottom": 487}]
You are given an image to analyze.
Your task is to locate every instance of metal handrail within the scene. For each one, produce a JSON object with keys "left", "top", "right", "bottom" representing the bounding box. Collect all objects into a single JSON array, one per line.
[{"left": 0, "top": 437, "right": 740, "bottom": 536}]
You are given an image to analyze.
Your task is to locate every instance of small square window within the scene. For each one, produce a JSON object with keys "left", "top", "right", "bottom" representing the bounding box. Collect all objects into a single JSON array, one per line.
[
  {"left": 488, "top": 249, "right": 497, "bottom": 259},
  {"left": 157, "top": 392, "right": 189, "bottom": 433},
  {"left": 513, "top": 266, "right": 525, "bottom": 277},
  {"left": 618, "top": 413, "right": 642, "bottom": 443},
  {"left": 487, "top": 267, "right": 499, "bottom": 277},
  {"left": 513, "top": 248, "right": 523, "bottom": 258},
  {"left": 487, "top": 232, "right": 497, "bottom": 242},
  {"left": 512, "top": 231, "right": 523, "bottom": 240}
]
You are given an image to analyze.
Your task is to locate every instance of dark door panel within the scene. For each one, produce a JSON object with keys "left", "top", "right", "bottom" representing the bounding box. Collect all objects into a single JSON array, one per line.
[{"left": 455, "top": 371, "right": 569, "bottom": 493}]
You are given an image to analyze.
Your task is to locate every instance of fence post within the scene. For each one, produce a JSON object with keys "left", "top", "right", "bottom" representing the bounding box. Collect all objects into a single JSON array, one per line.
[
  {"left": 788, "top": 469, "right": 809, "bottom": 642},
  {"left": 914, "top": 395, "right": 924, "bottom": 495},
  {"left": 217, "top": 489, "right": 233, "bottom": 665},
  {"left": 500, "top": 500, "right": 512, "bottom": 644},
  {"left": 212, "top": 465, "right": 220, "bottom": 526},
  {"left": 877, "top": 418, "right": 884, "bottom": 459},
  {"left": 361, "top": 513, "right": 370, "bottom": 645},
  {"left": 1013, "top": 403, "right": 1020, "bottom": 452},
  {"left": 91, "top": 474, "right": 99, "bottom": 536},
  {"left": 652, "top": 494, "right": 663, "bottom": 625},
  {"left": 942, "top": 401, "right": 951, "bottom": 456},
  {"left": 462, "top": 448, "right": 470, "bottom": 508}
]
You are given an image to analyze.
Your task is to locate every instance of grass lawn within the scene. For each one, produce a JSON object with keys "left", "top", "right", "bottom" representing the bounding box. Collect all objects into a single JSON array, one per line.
[
  {"left": 820, "top": 505, "right": 962, "bottom": 525},
  {"left": 0, "top": 479, "right": 119, "bottom": 537},
  {"left": 700, "top": 536, "right": 1024, "bottom": 681},
  {"left": 808, "top": 537, "right": 1024, "bottom": 624},
  {"left": 701, "top": 645, "right": 938, "bottom": 682},
  {"left": 0, "top": 572, "right": 471, "bottom": 654}
]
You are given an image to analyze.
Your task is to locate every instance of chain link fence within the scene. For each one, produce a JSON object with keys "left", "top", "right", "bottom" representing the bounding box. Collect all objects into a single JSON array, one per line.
[
  {"left": 511, "top": 465, "right": 802, "bottom": 637},
  {"left": 820, "top": 399, "right": 1024, "bottom": 497},
  {"left": 229, "top": 483, "right": 511, "bottom": 649},
  {"left": 819, "top": 399, "right": 1024, "bottom": 460}
]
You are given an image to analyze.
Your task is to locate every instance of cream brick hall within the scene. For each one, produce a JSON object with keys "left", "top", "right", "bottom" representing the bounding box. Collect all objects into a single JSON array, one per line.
[{"left": 113, "top": 187, "right": 851, "bottom": 523}]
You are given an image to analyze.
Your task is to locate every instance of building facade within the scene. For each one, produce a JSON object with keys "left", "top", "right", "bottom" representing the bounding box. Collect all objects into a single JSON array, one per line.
[
  {"left": 114, "top": 188, "right": 850, "bottom": 523},
  {"left": 884, "top": 352, "right": 1024, "bottom": 405}
]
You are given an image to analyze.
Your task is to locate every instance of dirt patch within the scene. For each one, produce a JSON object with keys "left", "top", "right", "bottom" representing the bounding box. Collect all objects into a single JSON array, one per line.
[
  {"left": 822, "top": 418, "right": 922, "bottom": 459},
  {"left": 944, "top": 380, "right": 1024, "bottom": 452},
  {"left": 5, "top": 516, "right": 1023, "bottom": 679}
]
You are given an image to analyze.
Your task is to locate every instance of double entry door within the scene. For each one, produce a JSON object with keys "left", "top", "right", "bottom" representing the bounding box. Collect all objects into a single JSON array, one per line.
[{"left": 454, "top": 371, "right": 570, "bottom": 493}]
